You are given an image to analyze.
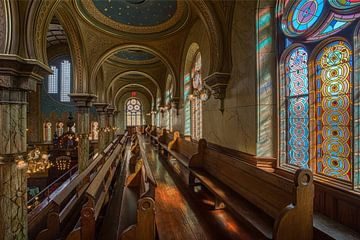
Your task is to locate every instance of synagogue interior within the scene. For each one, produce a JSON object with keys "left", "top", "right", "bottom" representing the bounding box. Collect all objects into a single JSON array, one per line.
[{"left": 0, "top": 0, "right": 360, "bottom": 239}]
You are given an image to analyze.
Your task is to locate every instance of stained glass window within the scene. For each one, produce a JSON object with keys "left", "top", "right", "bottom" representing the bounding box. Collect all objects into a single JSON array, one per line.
[
  {"left": 48, "top": 66, "right": 58, "bottom": 94},
  {"left": 315, "top": 41, "right": 353, "bottom": 181},
  {"left": 328, "top": 0, "right": 360, "bottom": 10},
  {"left": 279, "top": 0, "right": 359, "bottom": 187},
  {"left": 126, "top": 98, "right": 142, "bottom": 127},
  {"left": 189, "top": 52, "right": 203, "bottom": 140},
  {"left": 281, "top": 0, "right": 324, "bottom": 37},
  {"left": 184, "top": 73, "right": 191, "bottom": 136},
  {"left": 285, "top": 47, "right": 310, "bottom": 167}
]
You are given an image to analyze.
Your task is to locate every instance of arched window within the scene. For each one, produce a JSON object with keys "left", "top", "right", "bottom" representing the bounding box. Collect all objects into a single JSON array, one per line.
[
  {"left": 126, "top": 98, "right": 142, "bottom": 127},
  {"left": 90, "top": 121, "right": 99, "bottom": 141},
  {"left": 279, "top": 0, "right": 359, "bottom": 187},
  {"left": 46, "top": 57, "right": 72, "bottom": 103},
  {"left": 43, "top": 122, "right": 52, "bottom": 142},
  {"left": 191, "top": 52, "right": 203, "bottom": 140},
  {"left": 56, "top": 122, "right": 64, "bottom": 137},
  {"left": 165, "top": 77, "right": 173, "bottom": 131}
]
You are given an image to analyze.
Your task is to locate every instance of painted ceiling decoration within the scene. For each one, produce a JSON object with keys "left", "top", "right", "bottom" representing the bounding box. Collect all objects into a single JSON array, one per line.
[
  {"left": 115, "top": 49, "right": 155, "bottom": 61},
  {"left": 76, "top": 0, "right": 188, "bottom": 35}
]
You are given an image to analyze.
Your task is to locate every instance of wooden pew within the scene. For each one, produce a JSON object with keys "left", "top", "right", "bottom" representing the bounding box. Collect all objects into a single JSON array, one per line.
[
  {"left": 188, "top": 146, "right": 314, "bottom": 240},
  {"left": 119, "top": 134, "right": 157, "bottom": 240},
  {"left": 149, "top": 127, "right": 159, "bottom": 145},
  {"left": 31, "top": 135, "right": 126, "bottom": 240},
  {"left": 66, "top": 135, "right": 127, "bottom": 240},
  {"left": 160, "top": 131, "right": 206, "bottom": 185}
]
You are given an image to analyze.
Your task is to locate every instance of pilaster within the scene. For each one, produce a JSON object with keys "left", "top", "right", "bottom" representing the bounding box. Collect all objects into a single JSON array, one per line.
[
  {"left": 70, "top": 93, "right": 97, "bottom": 172},
  {"left": 0, "top": 55, "right": 51, "bottom": 240},
  {"left": 93, "top": 103, "right": 109, "bottom": 152},
  {"left": 107, "top": 107, "right": 115, "bottom": 142}
]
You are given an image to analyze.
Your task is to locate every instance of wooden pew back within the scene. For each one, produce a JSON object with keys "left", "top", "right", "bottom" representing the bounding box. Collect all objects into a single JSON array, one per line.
[{"left": 202, "top": 147, "right": 314, "bottom": 238}]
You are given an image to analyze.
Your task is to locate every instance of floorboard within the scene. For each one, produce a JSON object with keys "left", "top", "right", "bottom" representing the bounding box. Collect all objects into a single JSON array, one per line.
[{"left": 141, "top": 136, "right": 260, "bottom": 240}]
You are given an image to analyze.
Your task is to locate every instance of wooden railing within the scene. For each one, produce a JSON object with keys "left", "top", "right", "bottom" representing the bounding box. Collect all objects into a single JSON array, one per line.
[
  {"left": 66, "top": 134, "right": 128, "bottom": 240},
  {"left": 119, "top": 133, "right": 157, "bottom": 240},
  {"left": 28, "top": 133, "right": 127, "bottom": 240}
]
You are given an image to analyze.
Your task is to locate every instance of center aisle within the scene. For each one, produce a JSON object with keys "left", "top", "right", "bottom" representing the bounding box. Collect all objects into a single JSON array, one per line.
[{"left": 141, "top": 135, "right": 258, "bottom": 240}]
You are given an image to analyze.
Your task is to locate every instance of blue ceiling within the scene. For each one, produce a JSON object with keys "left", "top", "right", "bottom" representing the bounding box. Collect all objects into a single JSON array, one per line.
[
  {"left": 115, "top": 50, "right": 155, "bottom": 61},
  {"left": 92, "top": 0, "right": 177, "bottom": 26}
]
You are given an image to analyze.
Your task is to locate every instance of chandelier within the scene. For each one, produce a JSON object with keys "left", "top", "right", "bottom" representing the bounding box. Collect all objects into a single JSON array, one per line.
[{"left": 26, "top": 148, "right": 52, "bottom": 174}]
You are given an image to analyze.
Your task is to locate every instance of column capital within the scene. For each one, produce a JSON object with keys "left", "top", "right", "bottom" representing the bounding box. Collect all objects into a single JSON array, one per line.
[
  {"left": 0, "top": 54, "right": 52, "bottom": 91},
  {"left": 107, "top": 106, "right": 115, "bottom": 115},
  {"left": 93, "top": 102, "right": 109, "bottom": 113},
  {"left": 69, "top": 93, "right": 97, "bottom": 108}
]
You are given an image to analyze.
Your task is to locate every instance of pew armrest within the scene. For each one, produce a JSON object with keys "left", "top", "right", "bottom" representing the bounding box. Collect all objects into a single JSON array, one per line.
[{"left": 273, "top": 169, "right": 314, "bottom": 240}]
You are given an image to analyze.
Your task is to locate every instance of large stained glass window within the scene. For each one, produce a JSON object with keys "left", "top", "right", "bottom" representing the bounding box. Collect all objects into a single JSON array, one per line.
[
  {"left": 279, "top": 0, "right": 359, "bottom": 186},
  {"left": 126, "top": 98, "right": 142, "bottom": 127},
  {"left": 191, "top": 52, "right": 203, "bottom": 140},
  {"left": 285, "top": 47, "right": 310, "bottom": 167},
  {"left": 315, "top": 41, "right": 353, "bottom": 181}
]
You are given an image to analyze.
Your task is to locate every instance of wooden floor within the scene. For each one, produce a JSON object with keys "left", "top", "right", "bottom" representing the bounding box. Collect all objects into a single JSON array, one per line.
[{"left": 142, "top": 136, "right": 260, "bottom": 240}]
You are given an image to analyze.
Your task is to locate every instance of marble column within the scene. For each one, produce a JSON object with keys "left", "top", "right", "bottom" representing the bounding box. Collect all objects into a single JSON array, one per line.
[
  {"left": 113, "top": 110, "right": 119, "bottom": 136},
  {"left": 107, "top": 107, "right": 115, "bottom": 142},
  {"left": 70, "top": 93, "right": 97, "bottom": 172},
  {"left": 93, "top": 103, "right": 108, "bottom": 152},
  {"left": 0, "top": 57, "right": 51, "bottom": 240}
]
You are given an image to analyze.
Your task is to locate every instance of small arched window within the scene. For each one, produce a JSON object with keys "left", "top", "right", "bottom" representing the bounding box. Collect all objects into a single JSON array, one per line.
[
  {"left": 126, "top": 98, "right": 142, "bottom": 127},
  {"left": 43, "top": 122, "right": 52, "bottom": 142}
]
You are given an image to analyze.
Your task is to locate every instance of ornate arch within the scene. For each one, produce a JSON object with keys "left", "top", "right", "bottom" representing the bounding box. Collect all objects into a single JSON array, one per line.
[
  {"left": 190, "top": 1, "right": 224, "bottom": 73},
  {"left": 90, "top": 44, "right": 176, "bottom": 96},
  {"left": 113, "top": 83, "right": 154, "bottom": 111},
  {"left": 105, "top": 70, "right": 160, "bottom": 103}
]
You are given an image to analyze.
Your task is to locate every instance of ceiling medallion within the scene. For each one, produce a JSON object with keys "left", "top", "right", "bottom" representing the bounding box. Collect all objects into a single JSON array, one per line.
[{"left": 77, "top": 0, "right": 187, "bottom": 34}]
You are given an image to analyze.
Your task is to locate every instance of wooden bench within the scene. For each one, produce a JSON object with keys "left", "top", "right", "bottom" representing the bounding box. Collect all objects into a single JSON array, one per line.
[
  {"left": 31, "top": 134, "right": 127, "bottom": 240},
  {"left": 66, "top": 136, "right": 127, "bottom": 240},
  {"left": 119, "top": 134, "right": 157, "bottom": 240},
  {"left": 158, "top": 131, "right": 206, "bottom": 185},
  {"left": 188, "top": 146, "right": 314, "bottom": 240}
]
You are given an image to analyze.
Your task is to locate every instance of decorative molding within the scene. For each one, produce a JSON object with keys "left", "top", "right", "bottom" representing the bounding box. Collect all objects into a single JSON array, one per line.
[
  {"left": 0, "top": 54, "right": 52, "bottom": 91},
  {"left": 170, "top": 97, "right": 180, "bottom": 115},
  {"left": 69, "top": 93, "right": 97, "bottom": 108},
  {"left": 78, "top": 0, "right": 186, "bottom": 34},
  {"left": 204, "top": 72, "right": 230, "bottom": 114},
  {"left": 93, "top": 102, "right": 109, "bottom": 113}
]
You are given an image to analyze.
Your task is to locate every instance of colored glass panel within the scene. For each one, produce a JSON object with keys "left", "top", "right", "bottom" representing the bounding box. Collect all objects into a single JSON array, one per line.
[
  {"left": 308, "top": 13, "right": 360, "bottom": 41},
  {"left": 315, "top": 41, "right": 352, "bottom": 181},
  {"left": 329, "top": 0, "right": 360, "bottom": 9},
  {"left": 184, "top": 73, "right": 191, "bottom": 135},
  {"left": 126, "top": 98, "right": 142, "bottom": 126},
  {"left": 286, "top": 47, "right": 310, "bottom": 167},
  {"left": 282, "top": 0, "right": 324, "bottom": 37}
]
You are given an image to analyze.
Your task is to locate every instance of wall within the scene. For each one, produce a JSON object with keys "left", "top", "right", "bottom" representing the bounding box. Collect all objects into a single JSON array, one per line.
[{"left": 174, "top": 1, "right": 258, "bottom": 155}]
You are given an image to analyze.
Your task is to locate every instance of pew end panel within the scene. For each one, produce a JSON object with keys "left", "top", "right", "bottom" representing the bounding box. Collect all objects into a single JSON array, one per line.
[{"left": 273, "top": 169, "right": 314, "bottom": 240}]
